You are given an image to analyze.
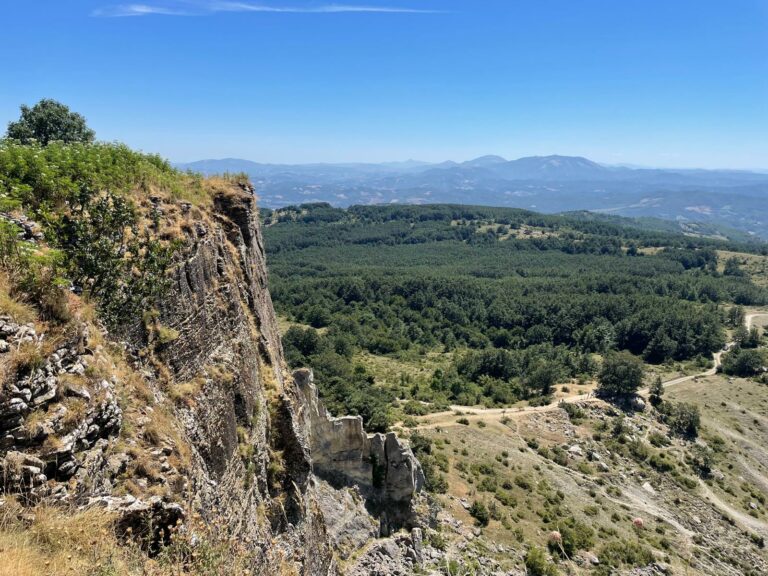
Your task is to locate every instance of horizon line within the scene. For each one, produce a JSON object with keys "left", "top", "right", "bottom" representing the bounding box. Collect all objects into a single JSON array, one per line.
[{"left": 170, "top": 155, "right": 768, "bottom": 173}]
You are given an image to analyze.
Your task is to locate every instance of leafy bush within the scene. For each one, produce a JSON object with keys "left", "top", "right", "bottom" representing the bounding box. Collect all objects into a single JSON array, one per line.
[
  {"left": 548, "top": 517, "right": 595, "bottom": 558},
  {"left": 6, "top": 99, "right": 95, "bottom": 145},
  {"left": 658, "top": 401, "right": 701, "bottom": 438},
  {"left": 722, "top": 347, "right": 766, "bottom": 377},
  {"left": 597, "top": 351, "right": 645, "bottom": 397},
  {"left": 689, "top": 444, "right": 714, "bottom": 477},
  {"left": 649, "top": 375, "right": 664, "bottom": 406},
  {"left": 525, "top": 546, "right": 559, "bottom": 576},
  {"left": 649, "top": 452, "right": 675, "bottom": 472},
  {"left": 494, "top": 489, "right": 517, "bottom": 507},
  {"left": 648, "top": 431, "right": 670, "bottom": 447},
  {"left": 409, "top": 432, "right": 448, "bottom": 493},
  {"left": 0, "top": 220, "right": 69, "bottom": 321},
  {"left": 477, "top": 476, "right": 497, "bottom": 492},
  {"left": 469, "top": 501, "right": 490, "bottom": 526},
  {"left": 560, "top": 402, "right": 585, "bottom": 422},
  {"left": 0, "top": 141, "right": 189, "bottom": 327},
  {"left": 596, "top": 539, "right": 654, "bottom": 574}
]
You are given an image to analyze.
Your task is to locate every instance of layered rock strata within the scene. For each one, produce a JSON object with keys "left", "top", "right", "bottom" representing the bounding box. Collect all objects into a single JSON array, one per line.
[{"left": 294, "top": 368, "right": 425, "bottom": 535}]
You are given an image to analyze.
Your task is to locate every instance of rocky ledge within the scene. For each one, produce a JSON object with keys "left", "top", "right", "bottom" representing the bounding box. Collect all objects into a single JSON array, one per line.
[
  {"left": 294, "top": 368, "right": 425, "bottom": 535},
  {"left": 0, "top": 319, "right": 122, "bottom": 499}
]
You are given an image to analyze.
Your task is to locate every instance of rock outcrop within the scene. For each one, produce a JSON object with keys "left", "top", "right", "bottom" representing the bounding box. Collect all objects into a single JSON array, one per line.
[
  {"left": 141, "top": 185, "right": 337, "bottom": 573},
  {"left": 0, "top": 182, "right": 427, "bottom": 574},
  {"left": 0, "top": 318, "right": 122, "bottom": 500},
  {"left": 294, "top": 368, "right": 425, "bottom": 535}
]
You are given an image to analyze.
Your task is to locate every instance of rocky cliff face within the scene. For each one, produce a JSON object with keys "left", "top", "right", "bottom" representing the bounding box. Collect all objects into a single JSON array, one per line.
[
  {"left": 147, "top": 185, "right": 337, "bottom": 574},
  {"left": 0, "top": 182, "right": 425, "bottom": 575},
  {"left": 294, "top": 368, "right": 425, "bottom": 536}
]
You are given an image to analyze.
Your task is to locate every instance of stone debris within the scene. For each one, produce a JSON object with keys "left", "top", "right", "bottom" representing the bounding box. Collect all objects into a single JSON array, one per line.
[
  {"left": 567, "top": 444, "right": 583, "bottom": 457},
  {"left": 88, "top": 495, "right": 185, "bottom": 554},
  {"left": 346, "top": 529, "right": 426, "bottom": 576},
  {"left": 0, "top": 213, "right": 44, "bottom": 242},
  {"left": 0, "top": 320, "right": 122, "bottom": 498},
  {"left": 642, "top": 481, "right": 656, "bottom": 494}
]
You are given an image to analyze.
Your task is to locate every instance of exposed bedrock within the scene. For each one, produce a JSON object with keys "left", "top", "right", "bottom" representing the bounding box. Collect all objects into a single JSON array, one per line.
[{"left": 294, "top": 368, "right": 425, "bottom": 535}]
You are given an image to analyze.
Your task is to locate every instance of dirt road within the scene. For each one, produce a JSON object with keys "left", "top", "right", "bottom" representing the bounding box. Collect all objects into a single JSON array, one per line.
[{"left": 415, "top": 313, "right": 768, "bottom": 429}]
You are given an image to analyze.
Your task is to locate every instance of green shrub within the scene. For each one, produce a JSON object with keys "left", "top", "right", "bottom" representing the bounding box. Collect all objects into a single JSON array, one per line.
[
  {"left": 525, "top": 546, "right": 559, "bottom": 576},
  {"left": 0, "top": 141, "right": 182, "bottom": 327},
  {"left": 688, "top": 445, "right": 714, "bottom": 477},
  {"left": 469, "top": 501, "right": 490, "bottom": 526},
  {"left": 560, "top": 402, "right": 585, "bottom": 422},
  {"left": 649, "top": 452, "right": 676, "bottom": 472},
  {"left": 649, "top": 431, "right": 670, "bottom": 447},
  {"left": 0, "top": 220, "right": 70, "bottom": 321},
  {"left": 409, "top": 433, "right": 448, "bottom": 493},
  {"left": 494, "top": 489, "right": 517, "bottom": 507},
  {"left": 514, "top": 475, "right": 533, "bottom": 491},
  {"left": 722, "top": 347, "right": 766, "bottom": 377},
  {"left": 548, "top": 517, "right": 595, "bottom": 558},
  {"left": 403, "top": 400, "right": 429, "bottom": 416},
  {"left": 478, "top": 476, "right": 498, "bottom": 492},
  {"left": 597, "top": 352, "right": 644, "bottom": 397},
  {"left": 658, "top": 401, "right": 701, "bottom": 438},
  {"left": 596, "top": 539, "right": 654, "bottom": 573},
  {"left": 628, "top": 440, "right": 650, "bottom": 462}
]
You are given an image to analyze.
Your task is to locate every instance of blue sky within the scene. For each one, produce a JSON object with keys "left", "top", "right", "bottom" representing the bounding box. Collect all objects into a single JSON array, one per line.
[{"left": 2, "top": 1, "right": 767, "bottom": 168}]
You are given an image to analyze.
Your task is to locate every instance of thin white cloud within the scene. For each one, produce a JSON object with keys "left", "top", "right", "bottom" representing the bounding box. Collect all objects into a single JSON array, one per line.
[
  {"left": 93, "top": 1, "right": 442, "bottom": 17},
  {"left": 93, "top": 3, "right": 190, "bottom": 17},
  {"left": 211, "top": 2, "right": 441, "bottom": 12}
]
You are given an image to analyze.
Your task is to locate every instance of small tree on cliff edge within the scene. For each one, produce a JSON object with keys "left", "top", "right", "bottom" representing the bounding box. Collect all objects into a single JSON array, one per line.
[
  {"left": 6, "top": 99, "right": 95, "bottom": 145},
  {"left": 597, "top": 351, "right": 645, "bottom": 397},
  {"left": 649, "top": 375, "right": 664, "bottom": 406}
]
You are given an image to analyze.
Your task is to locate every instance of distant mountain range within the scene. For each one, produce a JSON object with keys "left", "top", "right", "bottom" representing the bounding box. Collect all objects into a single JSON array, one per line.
[{"left": 176, "top": 155, "right": 768, "bottom": 240}]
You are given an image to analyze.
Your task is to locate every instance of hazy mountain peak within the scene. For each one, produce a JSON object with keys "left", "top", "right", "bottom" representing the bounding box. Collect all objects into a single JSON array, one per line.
[
  {"left": 463, "top": 155, "right": 508, "bottom": 167},
  {"left": 480, "top": 154, "right": 609, "bottom": 181}
]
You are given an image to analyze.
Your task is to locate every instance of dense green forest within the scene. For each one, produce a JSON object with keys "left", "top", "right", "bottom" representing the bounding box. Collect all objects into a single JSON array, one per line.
[{"left": 262, "top": 203, "right": 768, "bottom": 430}]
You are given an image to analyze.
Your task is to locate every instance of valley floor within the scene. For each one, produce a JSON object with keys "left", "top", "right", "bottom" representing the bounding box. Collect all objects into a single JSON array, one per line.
[{"left": 403, "top": 369, "right": 768, "bottom": 575}]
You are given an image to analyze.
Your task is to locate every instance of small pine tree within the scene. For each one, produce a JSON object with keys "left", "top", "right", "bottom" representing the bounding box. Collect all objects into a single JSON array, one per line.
[
  {"left": 649, "top": 375, "right": 664, "bottom": 406},
  {"left": 469, "top": 501, "right": 490, "bottom": 527}
]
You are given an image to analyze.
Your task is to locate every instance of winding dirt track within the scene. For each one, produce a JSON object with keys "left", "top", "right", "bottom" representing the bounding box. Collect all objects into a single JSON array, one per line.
[
  {"left": 414, "top": 313, "right": 768, "bottom": 535},
  {"left": 415, "top": 313, "right": 768, "bottom": 428}
]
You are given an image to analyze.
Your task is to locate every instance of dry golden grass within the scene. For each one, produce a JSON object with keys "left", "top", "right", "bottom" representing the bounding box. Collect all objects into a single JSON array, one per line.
[
  {"left": 0, "top": 273, "right": 36, "bottom": 324},
  {"left": 206, "top": 364, "right": 235, "bottom": 386},
  {"left": 143, "top": 405, "right": 193, "bottom": 472},
  {"left": 168, "top": 377, "right": 205, "bottom": 406},
  {"left": 0, "top": 495, "right": 297, "bottom": 576},
  {"left": 60, "top": 397, "right": 88, "bottom": 430},
  {"left": 3, "top": 341, "right": 44, "bottom": 389},
  {"left": 0, "top": 498, "right": 139, "bottom": 576},
  {"left": 40, "top": 435, "right": 65, "bottom": 455},
  {"left": 19, "top": 405, "right": 52, "bottom": 439},
  {"left": 717, "top": 250, "right": 768, "bottom": 287}
]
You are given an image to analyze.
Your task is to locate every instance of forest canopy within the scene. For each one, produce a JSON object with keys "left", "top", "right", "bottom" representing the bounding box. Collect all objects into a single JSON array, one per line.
[{"left": 263, "top": 203, "right": 767, "bottom": 428}]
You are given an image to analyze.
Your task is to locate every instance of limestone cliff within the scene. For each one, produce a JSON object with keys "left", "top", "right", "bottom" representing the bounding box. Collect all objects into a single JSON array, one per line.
[
  {"left": 294, "top": 369, "right": 425, "bottom": 536},
  {"left": 0, "top": 181, "right": 424, "bottom": 575},
  {"left": 144, "top": 185, "right": 336, "bottom": 573}
]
